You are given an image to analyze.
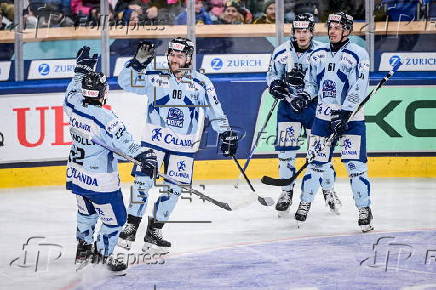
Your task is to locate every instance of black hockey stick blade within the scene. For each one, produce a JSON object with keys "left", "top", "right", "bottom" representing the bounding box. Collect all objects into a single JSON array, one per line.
[{"left": 261, "top": 175, "right": 293, "bottom": 186}]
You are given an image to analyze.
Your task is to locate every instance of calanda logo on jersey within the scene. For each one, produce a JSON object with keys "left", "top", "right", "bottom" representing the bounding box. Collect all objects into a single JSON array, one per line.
[
  {"left": 151, "top": 128, "right": 194, "bottom": 147},
  {"left": 168, "top": 160, "right": 189, "bottom": 179},
  {"left": 66, "top": 167, "right": 99, "bottom": 186},
  {"left": 167, "top": 108, "right": 184, "bottom": 128},
  {"left": 342, "top": 138, "right": 357, "bottom": 156}
]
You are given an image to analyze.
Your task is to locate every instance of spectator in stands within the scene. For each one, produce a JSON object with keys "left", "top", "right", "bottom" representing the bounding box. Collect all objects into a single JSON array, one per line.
[
  {"left": 175, "top": 0, "right": 212, "bottom": 25},
  {"left": 216, "top": 0, "right": 252, "bottom": 24},
  {"left": 253, "top": 0, "right": 275, "bottom": 24},
  {"left": 37, "top": 3, "right": 75, "bottom": 27},
  {"left": 71, "top": 0, "right": 100, "bottom": 15},
  {"left": 207, "top": 0, "right": 225, "bottom": 23},
  {"left": 0, "top": 0, "right": 13, "bottom": 23}
]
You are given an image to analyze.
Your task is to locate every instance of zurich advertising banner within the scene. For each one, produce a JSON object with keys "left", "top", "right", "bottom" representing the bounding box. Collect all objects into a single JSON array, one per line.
[{"left": 201, "top": 54, "right": 270, "bottom": 74}]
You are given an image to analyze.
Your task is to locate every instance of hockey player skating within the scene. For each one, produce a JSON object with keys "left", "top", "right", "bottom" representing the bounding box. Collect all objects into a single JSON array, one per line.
[
  {"left": 117, "top": 37, "right": 238, "bottom": 252},
  {"left": 65, "top": 47, "right": 158, "bottom": 274},
  {"left": 291, "top": 12, "right": 374, "bottom": 232},
  {"left": 267, "top": 13, "right": 340, "bottom": 217}
]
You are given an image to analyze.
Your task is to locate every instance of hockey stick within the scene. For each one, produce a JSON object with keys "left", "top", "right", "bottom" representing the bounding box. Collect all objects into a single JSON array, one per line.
[
  {"left": 234, "top": 99, "right": 279, "bottom": 188},
  {"left": 231, "top": 155, "right": 275, "bottom": 206},
  {"left": 69, "top": 128, "right": 232, "bottom": 211},
  {"left": 262, "top": 61, "right": 402, "bottom": 186}
]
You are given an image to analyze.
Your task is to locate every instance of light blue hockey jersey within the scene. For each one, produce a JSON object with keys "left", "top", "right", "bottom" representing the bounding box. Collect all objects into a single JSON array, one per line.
[
  {"left": 118, "top": 61, "right": 230, "bottom": 154},
  {"left": 304, "top": 40, "right": 370, "bottom": 121},
  {"left": 267, "top": 39, "right": 324, "bottom": 92},
  {"left": 64, "top": 73, "right": 144, "bottom": 195}
]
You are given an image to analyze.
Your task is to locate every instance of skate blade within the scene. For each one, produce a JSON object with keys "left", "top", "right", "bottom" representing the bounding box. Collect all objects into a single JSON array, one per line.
[
  {"left": 360, "top": 225, "right": 374, "bottom": 233},
  {"left": 117, "top": 238, "right": 132, "bottom": 250},
  {"left": 296, "top": 220, "right": 305, "bottom": 229},
  {"left": 111, "top": 269, "right": 127, "bottom": 276},
  {"left": 75, "top": 259, "right": 91, "bottom": 271},
  {"left": 329, "top": 207, "right": 341, "bottom": 216},
  {"left": 142, "top": 242, "right": 170, "bottom": 254}
]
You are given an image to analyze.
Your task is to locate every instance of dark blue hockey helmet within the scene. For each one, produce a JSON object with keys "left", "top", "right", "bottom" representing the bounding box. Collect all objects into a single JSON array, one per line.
[
  {"left": 292, "top": 13, "right": 315, "bottom": 33},
  {"left": 327, "top": 12, "right": 353, "bottom": 31}
]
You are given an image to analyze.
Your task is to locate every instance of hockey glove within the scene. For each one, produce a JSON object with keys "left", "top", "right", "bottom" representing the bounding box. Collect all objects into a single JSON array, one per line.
[
  {"left": 134, "top": 149, "right": 158, "bottom": 177},
  {"left": 269, "top": 79, "right": 289, "bottom": 100},
  {"left": 289, "top": 92, "right": 311, "bottom": 113},
  {"left": 330, "top": 110, "right": 353, "bottom": 136},
  {"left": 285, "top": 68, "right": 305, "bottom": 89},
  {"left": 127, "top": 41, "right": 156, "bottom": 72},
  {"left": 75, "top": 46, "right": 98, "bottom": 74},
  {"left": 219, "top": 130, "right": 238, "bottom": 157}
]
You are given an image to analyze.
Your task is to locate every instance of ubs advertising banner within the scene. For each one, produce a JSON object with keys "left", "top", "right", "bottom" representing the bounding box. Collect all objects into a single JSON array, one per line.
[
  {"left": 254, "top": 86, "right": 436, "bottom": 155},
  {"left": 0, "top": 91, "right": 146, "bottom": 163}
]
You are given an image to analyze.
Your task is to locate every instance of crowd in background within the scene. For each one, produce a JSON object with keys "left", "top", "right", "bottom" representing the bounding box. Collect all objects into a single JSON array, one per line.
[{"left": 0, "top": 0, "right": 432, "bottom": 30}]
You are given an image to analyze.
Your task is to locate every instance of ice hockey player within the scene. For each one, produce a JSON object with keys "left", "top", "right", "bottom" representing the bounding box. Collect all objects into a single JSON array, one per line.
[
  {"left": 267, "top": 13, "right": 341, "bottom": 217},
  {"left": 65, "top": 46, "right": 158, "bottom": 274},
  {"left": 291, "top": 12, "right": 374, "bottom": 232},
  {"left": 117, "top": 37, "right": 238, "bottom": 252}
]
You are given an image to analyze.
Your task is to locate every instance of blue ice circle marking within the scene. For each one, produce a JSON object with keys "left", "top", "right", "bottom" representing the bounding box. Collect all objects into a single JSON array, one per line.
[
  {"left": 210, "top": 58, "right": 223, "bottom": 71},
  {"left": 389, "top": 55, "right": 401, "bottom": 68},
  {"left": 38, "top": 63, "right": 50, "bottom": 76}
]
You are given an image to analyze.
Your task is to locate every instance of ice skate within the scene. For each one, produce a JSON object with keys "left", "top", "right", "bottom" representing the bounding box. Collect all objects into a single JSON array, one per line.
[
  {"left": 142, "top": 217, "right": 170, "bottom": 254},
  {"left": 275, "top": 190, "right": 293, "bottom": 212},
  {"left": 92, "top": 250, "right": 128, "bottom": 276},
  {"left": 75, "top": 239, "right": 94, "bottom": 271},
  {"left": 118, "top": 215, "right": 142, "bottom": 250},
  {"left": 358, "top": 207, "right": 374, "bottom": 232},
  {"left": 295, "top": 201, "right": 311, "bottom": 228},
  {"left": 322, "top": 189, "right": 342, "bottom": 215}
]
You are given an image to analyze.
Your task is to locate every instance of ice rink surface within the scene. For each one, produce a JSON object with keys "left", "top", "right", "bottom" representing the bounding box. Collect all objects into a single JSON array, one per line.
[{"left": 1, "top": 178, "right": 436, "bottom": 290}]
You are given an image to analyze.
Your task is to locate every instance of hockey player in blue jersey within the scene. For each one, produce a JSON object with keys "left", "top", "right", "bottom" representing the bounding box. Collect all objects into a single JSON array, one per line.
[
  {"left": 65, "top": 47, "right": 158, "bottom": 274},
  {"left": 290, "top": 12, "right": 374, "bottom": 232},
  {"left": 267, "top": 13, "right": 340, "bottom": 217},
  {"left": 117, "top": 37, "right": 238, "bottom": 251}
]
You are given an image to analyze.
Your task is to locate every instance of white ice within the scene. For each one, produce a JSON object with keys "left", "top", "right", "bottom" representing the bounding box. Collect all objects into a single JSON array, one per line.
[{"left": 1, "top": 178, "right": 436, "bottom": 289}]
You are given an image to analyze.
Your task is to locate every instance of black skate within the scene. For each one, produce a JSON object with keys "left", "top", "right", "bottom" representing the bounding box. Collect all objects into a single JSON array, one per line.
[
  {"left": 92, "top": 250, "right": 128, "bottom": 276},
  {"left": 275, "top": 190, "right": 293, "bottom": 212},
  {"left": 295, "top": 201, "right": 311, "bottom": 227},
  {"left": 118, "top": 215, "right": 142, "bottom": 250},
  {"left": 322, "top": 189, "right": 342, "bottom": 215},
  {"left": 142, "top": 217, "right": 170, "bottom": 254},
  {"left": 75, "top": 239, "right": 94, "bottom": 271},
  {"left": 358, "top": 207, "right": 374, "bottom": 232}
]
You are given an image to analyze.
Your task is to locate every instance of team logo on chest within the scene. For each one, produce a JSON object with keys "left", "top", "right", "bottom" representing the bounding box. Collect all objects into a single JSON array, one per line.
[
  {"left": 167, "top": 107, "right": 184, "bottom": 128},
  {"left": 322, "top": 79, "right": 336, "bottom": 98}
]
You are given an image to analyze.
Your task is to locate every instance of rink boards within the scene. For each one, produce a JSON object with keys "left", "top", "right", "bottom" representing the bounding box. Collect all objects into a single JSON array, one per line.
[{"left": 0, "top": 75, "right": 435, "bottom": 188}]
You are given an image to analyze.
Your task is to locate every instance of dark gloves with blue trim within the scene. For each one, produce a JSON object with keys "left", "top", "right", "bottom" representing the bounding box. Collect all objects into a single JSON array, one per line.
[
  {"left": 289, "top": 91, "right": 311, "bottom": 113},
  {"left": 75, "top": 46, "right": 98, "bottom": 74},
  {"left": 330, "top": 110, "right": 353, "bottom": 136},
  {"left": 127, "top": 41, "right": 156, "bottom": 72},
  {"left": 134, "top": 149, "right": 158, "bottom": 177},
  {"left": 269, "top": 79, "right": 289, "bottom": 100}
]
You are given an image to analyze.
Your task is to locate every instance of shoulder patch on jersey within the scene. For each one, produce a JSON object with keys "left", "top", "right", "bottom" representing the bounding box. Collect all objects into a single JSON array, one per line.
[
  {"left": 150, "top": 75, "right": 170, "bottom": 88},
  {"left": 273, "top": 48, "right": 287, "bottom": 61},
  {"left": 106, "top": 118, "right": 126, "bottom": 139}
]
